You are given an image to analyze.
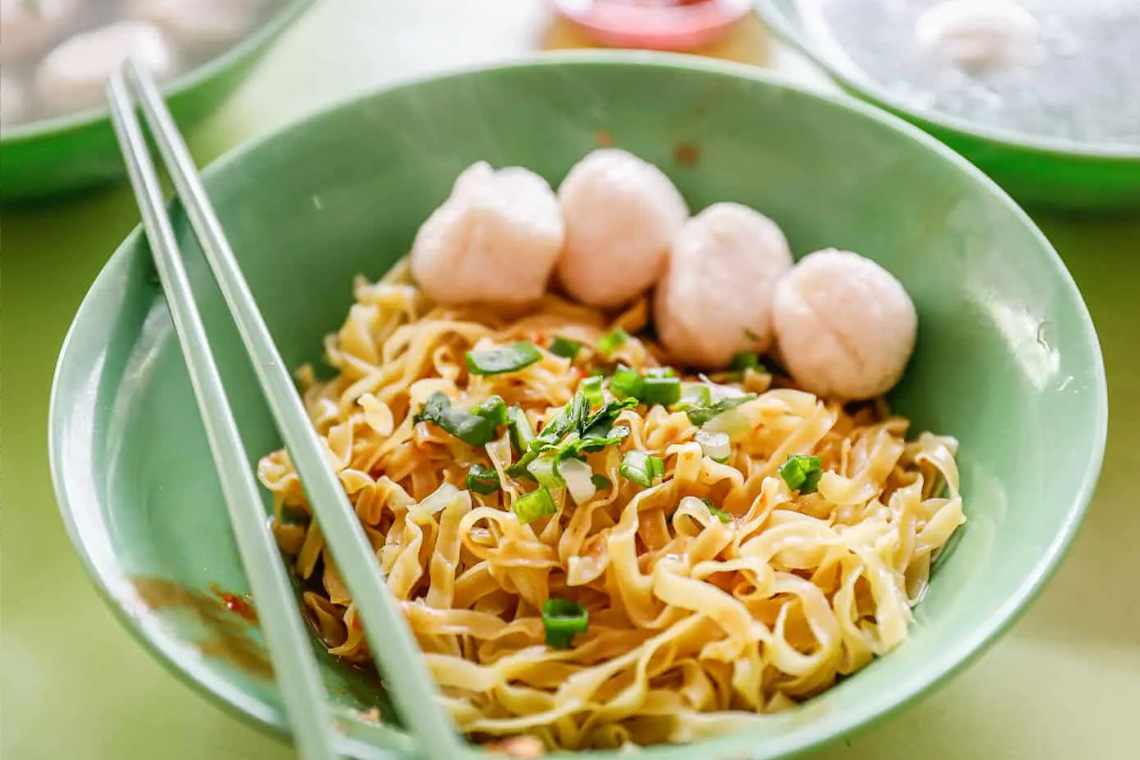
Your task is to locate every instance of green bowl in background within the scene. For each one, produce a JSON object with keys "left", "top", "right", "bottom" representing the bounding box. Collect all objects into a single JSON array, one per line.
[
  {"left": 0, "top": 0, "right": 314, "bottom": 203},
  {"left": 754, "top": 0, "right": 1140, "bottom": 212},
  {"left": 49, "top": 55, "right": 1107, "bottom": 760}
]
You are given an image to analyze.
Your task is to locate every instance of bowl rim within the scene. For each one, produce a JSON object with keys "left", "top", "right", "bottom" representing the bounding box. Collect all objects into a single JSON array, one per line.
[
  {"left": 1, "top": 0, "right": 316, "bottom": 144},
  {"left": 754, "top": 0, "right": 1140, "bottom": 162},
  {"left": 48, "top": 51, "right": 1109, "bottom": 760}
]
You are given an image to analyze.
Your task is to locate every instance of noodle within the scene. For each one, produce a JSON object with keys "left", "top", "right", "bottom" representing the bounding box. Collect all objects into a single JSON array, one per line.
[{"left": 257, "top": 266, "right": 965, "bottom": 751}]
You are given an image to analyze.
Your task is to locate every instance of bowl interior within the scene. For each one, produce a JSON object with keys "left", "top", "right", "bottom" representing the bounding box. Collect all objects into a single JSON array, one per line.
[{"left": 50, "top": 55, "right": 1106, "bottom": 760}]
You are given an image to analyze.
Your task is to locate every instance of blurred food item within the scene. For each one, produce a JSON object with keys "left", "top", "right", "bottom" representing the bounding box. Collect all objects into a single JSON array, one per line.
[
  {"left": 129, "top": 0, "right": 265, "bottom": 48},
  {"left": 915, "top": 0, "right": 1040, "bottom": 70},
  {"left": 35, "top": 21, "right": 178, "bottom": 114},
  {"left": 1, "top": 73, "right": 30, "bottom": 125},
  {"left": 0, "top": 0, "right": 79, "bottom": 64}
]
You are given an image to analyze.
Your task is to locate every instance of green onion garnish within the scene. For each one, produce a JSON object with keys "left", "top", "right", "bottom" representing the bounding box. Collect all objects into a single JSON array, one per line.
[
  {"left": 701, "top": 497, "right": 732, "bottom": 523},
  {"left": 729, "top": 352, "right": 765, "bottom": 373},
  {"left": 683, "top": 394, "right": 757, "bottom": 427},
  {"left": 779, "top": 454, "right": 823, "bottom": 494},
  {"left": 512, "top": 487, "right": 557, "bottom": 525},
  {"left": 642, "top": 375, "right": 681, "bottom": 406},
  {"left": 541, "top": 597, "right": 588, "bottom": 649},
  {"left": 527, "top": 453, "right": 565, "bottom": 489},
  {"left": 473, "top": 395, "right": 508, "bottom": 426},
  {"left": 465, "top": 341, "right": 542, "bottom": 376},
  {"left": 696, "top": 429, "right": 731, "bottom": 462},
  {"left": 550, "top": 335, "right": 583, "bottom": 360},
  {"left": 610, "top": 365, "right": 644, "bottom": 400},
  {"left": 466, "top": 464, "right": 501, "bottom": 494},
  {"left": 743, "top": 327, "right": 763, "bottom": 342},
  {"left": 597, "top": 327, "right": 629, "bottom": 357},
  {"left": 507, "top": 406, "right": 534, "bottom": 452},
  {"left": 506, "top": 390, "right": 634, "bottom": 478},
  {"left": 576, "top": 420, "right": 629, "bottom": 454},
  {"left": 413, "top": 392, "right": 500, "bottom": 447},
  {"left": 590, "top": 474, "right": 611, "bottom": 490},
  {"left": 619, "top": 450, "right": 664, "bottom": 487},
  {"left": 580, "top": 375, "right": 604, "bottom": 406},
  {"left": 677, "top": 383, "right": 712, "bottom": 409}
]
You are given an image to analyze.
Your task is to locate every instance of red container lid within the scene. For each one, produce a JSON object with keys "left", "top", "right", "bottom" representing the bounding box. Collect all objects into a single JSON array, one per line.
[{"left": 551, "top": 0, "right": 752, "bottom": 51}]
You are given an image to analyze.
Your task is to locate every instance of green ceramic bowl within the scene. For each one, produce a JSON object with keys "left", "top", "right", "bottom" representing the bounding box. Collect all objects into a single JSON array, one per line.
[
  {"left": 49, "top": 54, "right": 1107, "bottom": 760},
  {"left": 0, "top": 0, "right": 313, "bottom": 203},
  {"left": 754, "top": 0, "right": 1140, "bottom": 212}
]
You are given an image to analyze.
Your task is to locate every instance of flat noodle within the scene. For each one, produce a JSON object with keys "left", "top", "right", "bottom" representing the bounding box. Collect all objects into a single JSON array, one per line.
[{"left": 257, "top": 275, "right": 965, "bottom": 752}]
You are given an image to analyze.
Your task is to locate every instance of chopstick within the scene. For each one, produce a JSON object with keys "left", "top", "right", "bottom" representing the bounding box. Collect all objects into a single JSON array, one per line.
[
  {"left": 106, "top": 74, "right": 341, "bottom": 760},
  {"left": 109, "top": 62, "right": 468, "bottom": 760}
]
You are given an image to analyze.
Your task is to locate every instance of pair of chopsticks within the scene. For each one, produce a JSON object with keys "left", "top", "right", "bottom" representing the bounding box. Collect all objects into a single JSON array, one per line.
[{"left": 106, "top": 62, "right": 467, "bottom": 760}]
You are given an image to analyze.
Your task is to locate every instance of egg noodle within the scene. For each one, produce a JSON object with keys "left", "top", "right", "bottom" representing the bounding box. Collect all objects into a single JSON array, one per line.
[{"left": 257, "top": 262, "right": 965, "bottom": 751}]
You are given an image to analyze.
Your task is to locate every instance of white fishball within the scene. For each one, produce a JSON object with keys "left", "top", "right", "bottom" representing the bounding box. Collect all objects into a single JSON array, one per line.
[
  {"left": 916, "top": 0, "right": 1039, "bottom": 70},
  {"left": 654, "top": 202, "right": 793, "bottom": 368},
  {"left": 773, "top": 249, "right": 917, "bottom": 401},
  {"left": 129, "top": 0, "right": 264, "bottom": 49},
  {"left": 557, "top": 148, "right": 688, "bottom": 307},
  {"left": 35, "top": 22, "right": 178, "bottom": 114},
  {"left": 0, "top": 0, "right": 78, "bottom": 64},
  {"left": 410, "top": 161, "right": 565, "bottom": 306},
  {"left": 1, "top": 74, "right": 30, "bottom": 126}
]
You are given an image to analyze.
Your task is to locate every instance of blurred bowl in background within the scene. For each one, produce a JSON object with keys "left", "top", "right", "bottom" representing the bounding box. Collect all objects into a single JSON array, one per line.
[
  {"left": 0, "top": 0, "right": 315, "bottom": 203},
  {"left": 754, "top": 0, "right": 1140, "bottom": 211}
]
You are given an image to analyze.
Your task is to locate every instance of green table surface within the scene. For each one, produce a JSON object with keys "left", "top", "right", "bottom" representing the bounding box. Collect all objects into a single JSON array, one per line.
[{"left": 3, "top": 1, "right": 1139, "bottom": 758}]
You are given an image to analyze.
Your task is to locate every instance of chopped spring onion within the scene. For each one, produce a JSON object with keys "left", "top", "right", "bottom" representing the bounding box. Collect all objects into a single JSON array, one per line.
[
  {"left": 590, "top": 474, "right": 611, "bottom": 490},
  {"left": 677, "top": 382, "right": 712, "bottom": 408},
  {"left": 558, "top": 457, "right": 597, "bottom": 505},
  {"left": 507, "top": 391, "right": 634, "bottom": 478},
  {"left": 414, "top": 391, "right": 499, "bottom": 447},
  {"left": 729, "top": 352, "right": 765, "bottom": 373},
  {"left": 466, "top": 464, "right": 501, "bottom": 495},
  {"left": 573, "top": 422, "right": 629, "bottom": 456},
  {"left": 512, "top": 487, "right": 557, "bottom": 525},
  {"left": 779, "top": 454, "right": 823, "bottom": 494},
  {"left": 642, "top": 374, "right": 681, "bottom": 406},
  {"left": 701, "top": 497, "right": 732, "bottom": 523},
  {"left": 579, "top": 375, "right": 604, "bottom": 406},
  {"left": 527, "top": 452, "right": 565, "bottom": 489},
  {"left": 550, "top": 335, "right": 583, "bottom": 360},
  {"left": 466, "top": 341, "right": 542, "bottom": 376},
  {"left": 644, "top": 366, "right": 675, "bottom": 378},
  {"left": 473, "top": 395, "right": 508, "bottom": 426},
  {"left": 702, "top": 403, "right": 752, "bottom": 439},
  {"left": 541, "top": 597, "right": 588, "bottom": 649},
  {"left": 542, "top": 392, "right": 592, "bottom": 442},
  {"left": 507, "top": 406, "right": 534, "bottom": 452},
  {"left": 610, "top": 365, "right": 644, "bottom": 400},
  {"left": 683, "top": 394, "right": 757, "bottom": 427},
  {"left": 579, "top": 398, "right": 636, "bottom": 438},
  {"left": 698, "top": 375, "right": 750, "bottom": 402},
  {"left": 619, "top": 450, "right": 665, "bottom": 487},
  {"left": 696, "top": 429, "right": 731, "bottom": 462},
  {"left": 597, "top": 327, "right": 629, "bottom": 357},
  {"left": 743, "top": 327, "right": 763, "bottom": 342}
]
